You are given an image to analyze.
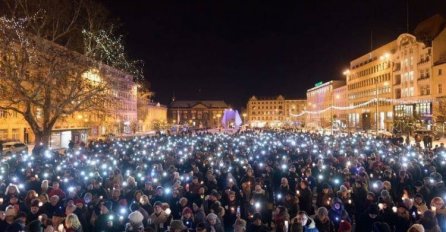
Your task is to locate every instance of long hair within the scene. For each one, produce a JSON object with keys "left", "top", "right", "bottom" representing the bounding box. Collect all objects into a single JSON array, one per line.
[{"left": 66, "top": 213, "right": 82, "bottom": 229}]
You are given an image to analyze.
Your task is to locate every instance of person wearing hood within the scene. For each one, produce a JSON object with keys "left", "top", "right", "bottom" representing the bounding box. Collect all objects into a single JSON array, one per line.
[
  {"left": 327, "top": 198, "right": 350, "bottom": 230},
  {"left": 125, "top": 211, "right": 144, "bottom": 232},
  {"left": 290, "top": 211, "right": 319, "bottom": 232},
  {"left": 313, "top": 207, "right": 335, "bottom": 232}
]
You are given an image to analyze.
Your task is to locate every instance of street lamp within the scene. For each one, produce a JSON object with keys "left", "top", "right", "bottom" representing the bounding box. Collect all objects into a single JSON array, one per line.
[
  {"left": 376, "top": 80, "right": 389, "bottom": 136},
  {"left": 332, "top": 94, "right": 340, "bottom": 134},
  {"left": 376, "top": 53, "right": 390, "bottom": 136}
]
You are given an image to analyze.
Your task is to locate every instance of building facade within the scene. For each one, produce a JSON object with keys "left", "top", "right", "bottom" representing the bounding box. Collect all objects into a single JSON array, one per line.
[
  {"left": 345, "top": 41, "right": 394, "bottom": 131},
  {"left": 247, "top": 95, "right": 306, "bottom": 127},
  {"left": 0, "top": 39, "right": 138, "bottom": 147},
  {"left": 306, "top": 81, "right": 345, "bottom": 129},
  {"left": 137, "top": 101, "right": 168, "bottom": 132},
  {"left": 333, "top": 85, "right": 348, "bottom": 128},
  {"left": 169, "top": 101, "right": 229, "bottom": 128},
  {"left": 339, "top": 15, "right": 446, "bottom": 133}
]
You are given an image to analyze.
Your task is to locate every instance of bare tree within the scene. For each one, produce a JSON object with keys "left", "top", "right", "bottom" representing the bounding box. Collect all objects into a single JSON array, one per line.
[
  {"left": 0, "top": 0, "right": 144, "bottom": 145},
  {"left": 0, "top": 17, "right": 112, "bottom": 145},
  {"left": 0, "top": 0, "right": 144, "bottom": 82}
]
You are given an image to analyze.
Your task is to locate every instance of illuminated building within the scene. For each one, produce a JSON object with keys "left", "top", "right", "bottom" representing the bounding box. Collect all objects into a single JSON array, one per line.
[
  {"left": 345, "top": 41, "right": 393, "bottom": 131},
  {"left": 247, "top": 95, "right": 306, "bottom": 128},
  {"left": 333, "top": 85, "right": 348, "bottom": 128},
  {"left": 0, "top": 40, "right": 138, "bottom": 147},
  {"left": 137, "top": 102, "right": 168, "bottom": 132},
  {"left": 343, "top": 15, "right": 446, "bottom": 132},
  {"left": 169, "top": 100, "right": 229, "bottom": 128},
  {"left": 306, "top": 81, "right": 345, "bottom": 129}
]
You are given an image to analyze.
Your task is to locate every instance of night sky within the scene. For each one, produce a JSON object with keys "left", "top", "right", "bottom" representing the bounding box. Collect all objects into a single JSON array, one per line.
[{"left": 103, "top": 0, "right": 446, "bottom": 108}]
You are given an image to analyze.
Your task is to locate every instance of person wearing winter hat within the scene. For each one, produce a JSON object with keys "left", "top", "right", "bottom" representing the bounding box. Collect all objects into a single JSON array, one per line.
[
  {"left": 126, "top": 210, "right": 144, "bottom": 232},
  {"left": 314, "top": 207, "right": 335, "bottom": 232},
  {"left": 407, "top": 224, "right": 425, "bottom": 232},
  {"left": 169, "top": 220, "right": 186, "bottom": 232},
  {"left": 27, "top": 199, "right": 41, "bottom": 222},
  {"left": 149, "top": 201, "right": 168, "bottom": 232},
  {"left": 328, "top": 198, "right": 351, "bottom": 230},
  {"left": 181, "top": 207, "right": 195, "bottom": 231},
  {"left": 338, "top": 220, "right": 352, "bottom": 232},
  {"left": 205, "top": 213, "right": 223, "bottom": 232}
]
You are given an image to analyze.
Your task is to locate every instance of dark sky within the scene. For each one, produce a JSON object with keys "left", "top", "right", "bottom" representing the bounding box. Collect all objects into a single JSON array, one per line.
[{"left": 103, "top": 0, "right": 446, "bottom": 108}]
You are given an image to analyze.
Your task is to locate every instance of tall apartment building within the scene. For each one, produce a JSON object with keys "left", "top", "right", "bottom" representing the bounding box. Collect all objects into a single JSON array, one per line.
[
  {"left": 306, "top": 81, "right": 345, "bottom": 129},
  {"left": 343, "top": 15, "right": 446, "bottom": 132},
  {"left": 247, "top": 95, "right": 306, "bottom": 128},
  {"left": 345, "top": 41, "right": 393, "bottom": 131}
]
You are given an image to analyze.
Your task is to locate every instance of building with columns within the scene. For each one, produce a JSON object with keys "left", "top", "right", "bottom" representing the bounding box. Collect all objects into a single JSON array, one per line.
[{"left": 169, "top": 100, "right": 229, "bottom": 128}]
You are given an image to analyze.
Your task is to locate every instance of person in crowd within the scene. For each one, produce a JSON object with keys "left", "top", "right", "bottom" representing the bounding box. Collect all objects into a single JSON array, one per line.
[
  {"left": 65, "top": 213, "right": 83, "bottom": 232},
  {"left": 290, "top": 211, "right": 319, "bottom": 232},
  {"left": 1, "top": 130, "right": 446, "bottom": 232},
  {"left": 313, "top": 207, "right": 334, "bottom": 232}
]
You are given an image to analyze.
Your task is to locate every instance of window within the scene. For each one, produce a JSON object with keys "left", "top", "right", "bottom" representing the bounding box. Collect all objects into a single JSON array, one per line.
[
  {"left": 439, "top": 84, "right": 443, "bottom": 94},
  {"left": 0, "top": 110, "right": 7, "bottom": 119},
  {"left": 0, "top": 129, "right": 7, "bottom": 140},
  {"left": 440, "top": 69, "right": 443, "bottom": 76},
  {"left": 12, "top": 129, "right": 19, "bottom": 140}
]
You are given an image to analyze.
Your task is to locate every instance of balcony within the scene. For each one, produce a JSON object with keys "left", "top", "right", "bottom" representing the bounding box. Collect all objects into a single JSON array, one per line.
[
  {"left": 418, "top": 57, "right": 430, "bottom": 65},
  {"left": 418, "top": 74, "right": 430, "bottom": 81}
]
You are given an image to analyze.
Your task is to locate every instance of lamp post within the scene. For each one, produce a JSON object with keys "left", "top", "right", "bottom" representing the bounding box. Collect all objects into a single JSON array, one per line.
[
  {"left": 343, "top": 69, "right": 351, "bottom": 131},
  {"left": 376, "top": 53, "right": 390, "bottom": 136},
  {"left": 332, "top": 94, "right": 340, "bottom": 134},
  {"left": 242, "top": 113, "right": 247, "bottom": 124}
]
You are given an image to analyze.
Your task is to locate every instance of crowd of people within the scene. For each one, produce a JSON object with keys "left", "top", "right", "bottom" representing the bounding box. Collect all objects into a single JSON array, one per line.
[{"left": 0, "top": 129, "right": 446, "bottom": 232}]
